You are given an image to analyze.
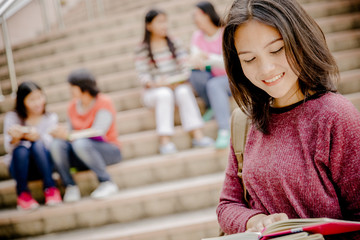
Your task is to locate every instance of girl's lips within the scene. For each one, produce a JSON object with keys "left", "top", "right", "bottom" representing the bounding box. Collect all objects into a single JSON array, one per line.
[{"left": 262, "top": 72, "right": 285, "bottom": 86}]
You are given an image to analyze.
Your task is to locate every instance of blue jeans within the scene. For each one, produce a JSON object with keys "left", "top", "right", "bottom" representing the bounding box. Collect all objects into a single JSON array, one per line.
[
  {"left": 9, "top": 141, "right": 55, "bottom": 195},
  {"left": 50, "top": 138, "right": 122, "bottom": 186},
  {"left": 189, "top": 70, "right": 232, "bottom": 130}
]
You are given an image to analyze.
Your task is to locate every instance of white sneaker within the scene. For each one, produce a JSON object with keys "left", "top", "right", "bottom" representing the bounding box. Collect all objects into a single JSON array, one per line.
[
  {"left": 90, "top": 181, "right": 118, "bottom": 199},
  {"left": 63, "top": 185, "right": 81, "bottom": 203},
  {"left": 192, "top": 136, "right": 215, "bottom": 148},
  {"left": 159, "top": 142, "right": 178, "bottom": 154}
]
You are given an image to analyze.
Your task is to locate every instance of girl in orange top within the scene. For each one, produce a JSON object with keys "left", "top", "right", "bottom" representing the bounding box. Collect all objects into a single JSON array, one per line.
[{"left": 50, "top": 69, "right": 122, "bottom": 202}]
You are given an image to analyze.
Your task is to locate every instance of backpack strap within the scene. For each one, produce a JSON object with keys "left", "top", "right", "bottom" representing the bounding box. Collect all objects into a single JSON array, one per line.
[{"left": 230, "top": 108, "right": 250, "bottom": 203}]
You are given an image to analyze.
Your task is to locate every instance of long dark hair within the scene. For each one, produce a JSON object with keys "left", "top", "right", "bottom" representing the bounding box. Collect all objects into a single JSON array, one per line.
[
  {"left": 15, "top": 81, "right": 46, "bottom": 120},
  {"left": 196, "top": 1, "right": 223, "bottom": 27},
  {"left": 223, "top": 0, "right": 338, "bottom": 134},
  {"left": 143, "top": 9, "right": 177, "bottom": 68},
  {"left": 68, "top": 68, "right": 100, "bottom": 97}
]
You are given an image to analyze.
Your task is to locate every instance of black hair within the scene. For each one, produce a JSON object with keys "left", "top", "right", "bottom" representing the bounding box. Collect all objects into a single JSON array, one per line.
[
  {"left": 196, "top": 1, "right": 223, "bottom": 27},
  {"left": 67, "top": 69, "right": 100, "bottom": 97},
  {"left": 15, "top": 81, "right": 45, "bottom": 120},
  {"left": 143, "top": 9, "right": 177, "bottom": 68}
]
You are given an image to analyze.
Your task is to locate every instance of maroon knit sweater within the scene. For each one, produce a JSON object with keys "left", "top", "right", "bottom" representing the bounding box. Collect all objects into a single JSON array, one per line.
[{"left": 217, "top": 92, "right": 360, "bottom": 239}]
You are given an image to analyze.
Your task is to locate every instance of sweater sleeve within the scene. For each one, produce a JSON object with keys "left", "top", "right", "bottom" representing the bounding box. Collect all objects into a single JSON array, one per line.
[
  {"left": 3, "top": 111, "right": 22, "bottom": 154},
  {"left": 326, "top": 101, "right": 360, "bottom": 221},
  {"left": 134, "top": 44, "right": 153, "bottom": 86},
  {"left": 39, "top": 113, "right": 58, "bottom": 149},
  {"left": 216, "top": 143, "right": 264, "bottom": 234},
  {"left": 91, "top": 109, "right": 113, "bottom": 135}
]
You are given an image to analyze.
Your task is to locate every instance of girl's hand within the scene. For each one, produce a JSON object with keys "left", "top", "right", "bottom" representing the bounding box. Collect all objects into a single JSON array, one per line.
[
  {"left": 246, "top": 213, "right": 289, "bottom": 233},
  {"left": 50, "top": 125, "right": 69, "bottom": 140},
  {"left": 23, "top": 127, "right": 40, "bottom": 142},
  {"left": 8, "top": 125, "right": 25, "bottom": 144}
]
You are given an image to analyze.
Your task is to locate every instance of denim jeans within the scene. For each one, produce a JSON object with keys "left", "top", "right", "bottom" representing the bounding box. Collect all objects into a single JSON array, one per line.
[
  {"left": 50, "top": 138, "right": 122, "bottom": 186},
  {"left": 189, "top": 70, "right": 232, "bottom": 130},
  {"left": 9, "top": 140, "right": 55, "bottom": 195}
]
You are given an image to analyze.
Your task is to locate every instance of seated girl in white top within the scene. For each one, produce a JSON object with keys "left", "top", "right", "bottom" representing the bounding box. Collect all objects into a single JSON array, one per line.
[{"left": 135, "top": 9, "right": 214, "bottom": 154}]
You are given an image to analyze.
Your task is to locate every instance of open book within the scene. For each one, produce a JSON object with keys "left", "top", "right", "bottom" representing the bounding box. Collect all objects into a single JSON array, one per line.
[
  {"left": 154, "top": 73, "right": 188, "bottom": 85},
  {"left": 203, "top": 218, "right": 360, "bottom": 240},
  {"left": 68, "top": 128, "right": 103, "bottom": 141}
]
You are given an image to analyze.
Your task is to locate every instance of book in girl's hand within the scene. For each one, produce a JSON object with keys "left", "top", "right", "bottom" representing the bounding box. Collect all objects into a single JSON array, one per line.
[{"left": 203, "top": 218, "right": 360, "bottom": 240}]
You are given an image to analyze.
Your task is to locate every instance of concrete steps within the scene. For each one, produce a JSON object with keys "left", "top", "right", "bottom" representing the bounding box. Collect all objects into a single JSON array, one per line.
[
  {"left": 0, "top": 22, "right": 358, "bottom": 84},
  {"left": 0, "top": 0, "right": 358, "bottom": 86},
  {"left": 0, "top": 147, "right": 228, "bottom": 209},
  {"left": 0, "top": 39, "right": 359, "bottom": 115},
  {"left": 0, "top": 173, "right": 224, "bottom": 239},
  {"left": 17, "top": 207, "right": 218, "bottom": 240}
]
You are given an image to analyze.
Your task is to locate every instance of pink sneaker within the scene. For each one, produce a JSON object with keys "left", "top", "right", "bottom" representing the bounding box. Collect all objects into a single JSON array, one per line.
[
  {"left": 17, "top": 192, "right": 39, "bottom": 210},
  {"left": 44, "top": 187, "right": 62, "bottom": 206}
]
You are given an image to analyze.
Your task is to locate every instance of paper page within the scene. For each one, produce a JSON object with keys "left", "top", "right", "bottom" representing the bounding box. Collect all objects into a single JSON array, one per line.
[{"left": 202, "top": 232, "right": 260, "bottom": 240}]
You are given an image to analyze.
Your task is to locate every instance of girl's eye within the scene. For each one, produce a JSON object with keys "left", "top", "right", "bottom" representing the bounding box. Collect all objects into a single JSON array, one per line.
[
  {"left": 271, "top": 46, "right": 284, "bottom": 54},
  {"left": 243, "top": 57, "right": 255, "bottom": 63}
]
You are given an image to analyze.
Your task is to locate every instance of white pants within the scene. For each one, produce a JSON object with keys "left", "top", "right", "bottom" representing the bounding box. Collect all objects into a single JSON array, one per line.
[{"left": 143, "top": 84, "right": 204, "bottom": 136}]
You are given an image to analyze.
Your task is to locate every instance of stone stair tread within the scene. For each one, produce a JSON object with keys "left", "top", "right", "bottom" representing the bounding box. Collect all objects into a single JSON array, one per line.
[
  {"left": 0, "top": 34, "right": 358, "bottom": 96},
  {"left": 0, "top": 172, "right": 223, "bottom": 217},
  {"left": 0, "top": 173, "right": 224, "bottom": 239},
  {"left": 0, "top": 5, "right": 357, "bottom": 77},
  {"left": 302, "top": 0, "right": 360, "bottom": 18},
  {"left": 333, "top": 47, "right": 360, "bottom": 72},
  {"left": 19, "top": 207, "right": 218, "bottom": 240},
  {"left": 325, "top": 28, "right": 360, "bottom": 52},
  {"left": 0, "top": 0, "right": 357, "bottom": 67},
  {"left": 4, "top": 22, "right": 358, "bottom": 79},
  {"left": 0, "top": 0, "right": 205, "bottom": 55},
  {"left": 0, "top": 147, "right": 228, "bottom": 207},
  {"left": 339, "top": 69, "right": 360, "bottom": 94},
  {"left": 316, "top": 12, "right": 360, "bottom": 33}
]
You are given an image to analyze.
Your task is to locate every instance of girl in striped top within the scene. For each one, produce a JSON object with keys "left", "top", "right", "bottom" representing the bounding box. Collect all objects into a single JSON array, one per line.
[{"left": 135, "top": 9, "right": 214, "bottom": 154}]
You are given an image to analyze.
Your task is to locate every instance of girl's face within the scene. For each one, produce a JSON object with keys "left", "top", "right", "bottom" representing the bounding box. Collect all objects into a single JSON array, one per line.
[
  {"left": 24, "top": 89, "right": 46, "bottom": 116},
  {"left": 70, "top": 85, "right": 82, "bottom": 99},
  {"left": 147, "top": 14, "right": 168, "bottom": 38},
  {"left": 234, "top": 20, "right": 302, "bottom": 107},
  {"left": 193, "top": 8, "right": 209, "bottom": 31}
]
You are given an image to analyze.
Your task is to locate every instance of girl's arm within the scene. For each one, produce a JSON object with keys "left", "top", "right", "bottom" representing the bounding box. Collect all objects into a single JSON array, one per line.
[
  {"left": 39, "top": 113, "right": 58, "bottom": 148},
  {"left": 134, "top": 44, "right": 154, "bottom": 87},
  {"left": 327, "top": 102, "right": 360, "bottom": 220},
  {"left": 3, "top": 112, "right": 23, "bottom": 153},
  {"left": 216, "top": 143, "right": 265, "bottom": 234}
]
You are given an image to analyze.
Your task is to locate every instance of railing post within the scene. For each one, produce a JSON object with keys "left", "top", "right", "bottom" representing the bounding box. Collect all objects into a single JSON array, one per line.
[
  {"left": 53, "top": 0, "right": 64, "bottom": 29},
  {"left": 85, "top": 0, "right": 94, "bottom": 20},
  {"left": 39, "top": 0, "right": 50, "bottom": 33},
  {"left": 96, "top": 0, "right": 104, "bottom": 17},
  {"left": 1, "top": 16, "right": 15, "bottom": 100}
]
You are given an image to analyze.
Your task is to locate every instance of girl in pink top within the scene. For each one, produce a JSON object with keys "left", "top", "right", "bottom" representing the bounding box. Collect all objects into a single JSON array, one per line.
[
  {"left": 189, "top": 1, "right": 232, "bottom": 149},
  {"left": 217, "top": 0, "right": 360, "bottom": 239}
]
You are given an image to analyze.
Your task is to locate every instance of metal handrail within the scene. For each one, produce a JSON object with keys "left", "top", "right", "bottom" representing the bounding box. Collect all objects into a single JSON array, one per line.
[
  {"left": 0, "top": 0, "right": 18, "bottom": 100},
  {"left": 0, "top": 0, "right": 106, "bottom": 100}
]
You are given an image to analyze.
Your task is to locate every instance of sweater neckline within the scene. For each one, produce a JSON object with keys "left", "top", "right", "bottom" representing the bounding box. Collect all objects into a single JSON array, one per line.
[{"left": 270, "top": 91, "right": 327, "bottom": 114}]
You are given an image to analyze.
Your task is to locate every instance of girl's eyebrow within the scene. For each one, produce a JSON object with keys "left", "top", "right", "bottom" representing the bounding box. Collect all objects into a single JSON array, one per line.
[{"left": 238, "top": 37, "right": 283, "bottom": 55}]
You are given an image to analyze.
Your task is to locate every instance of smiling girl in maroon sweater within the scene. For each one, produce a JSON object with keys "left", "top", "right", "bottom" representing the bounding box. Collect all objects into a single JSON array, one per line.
[{"left": 217, "top": 0, "right": 360, "bottom": 239}]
